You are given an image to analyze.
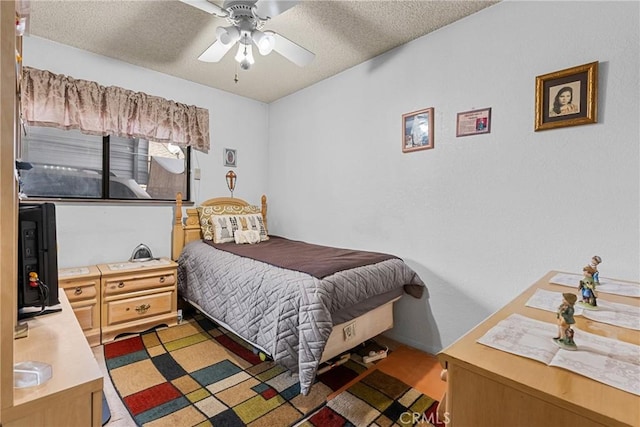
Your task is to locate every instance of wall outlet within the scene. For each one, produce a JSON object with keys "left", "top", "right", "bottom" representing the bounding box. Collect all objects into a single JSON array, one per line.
[
  {"left": 343, "top": 323, "right": 356, "bottom": 341},
  {"left": 194, "top": 168, "right": 201, "bottom": 180}
]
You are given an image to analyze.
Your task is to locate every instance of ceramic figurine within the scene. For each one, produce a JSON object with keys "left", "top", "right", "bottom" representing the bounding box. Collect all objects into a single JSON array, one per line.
[
  {"left": 578, "top": 265, "right": 599, "bottom": 310},
  {"left": 553, "top": 293, "right": 577, "bottom": 351},
  {"left": 590, "top": 255, "right": 602, "bottom": 285}
]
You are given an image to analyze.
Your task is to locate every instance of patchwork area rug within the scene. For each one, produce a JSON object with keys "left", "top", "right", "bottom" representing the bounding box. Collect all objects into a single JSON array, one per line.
[
  {"left": 303, "top": 369, "right": 445, "bottom": 427},
  {"left": 104, "top": 314, "right": 366, "bottom": 427}
]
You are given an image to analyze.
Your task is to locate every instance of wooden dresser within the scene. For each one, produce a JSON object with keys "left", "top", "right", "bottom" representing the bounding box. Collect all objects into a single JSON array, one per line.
[
  {"left": 97, "top": 258, "right": 178, "bottom": 343},
  {"left": 438, "top": 271, "right": 640, "bottom": 427},
  {"left": 58, "top": 265, "right": 101, "bottom": 347}
]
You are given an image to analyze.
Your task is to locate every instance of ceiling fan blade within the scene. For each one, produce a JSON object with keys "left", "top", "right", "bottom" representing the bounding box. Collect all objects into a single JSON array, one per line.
[
  {"left": 198, "top": 40, "right": 234, "bottom": 62},
  {"left": 179, "top": 0, "right": 228, "bottom": 16},
  {"left": 271, "top": 32, "right": 314, "bottom": 67},
  {"left": 254, "top": 0, "right": 298, "bottom": 19}
]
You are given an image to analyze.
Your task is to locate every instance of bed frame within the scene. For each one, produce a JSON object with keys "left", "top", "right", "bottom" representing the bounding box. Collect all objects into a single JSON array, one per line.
[
  {"left": 171, "top": 192, "right": 268, "bottom": 261},
  {"left": 171, "top": 193, "right": 399, "bottom": 363}
]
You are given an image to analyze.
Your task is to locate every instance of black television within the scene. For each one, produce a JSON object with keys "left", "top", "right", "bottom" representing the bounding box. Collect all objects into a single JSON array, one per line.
[{"left": 18, "top": 202, "right": 59, "bottom": 318}]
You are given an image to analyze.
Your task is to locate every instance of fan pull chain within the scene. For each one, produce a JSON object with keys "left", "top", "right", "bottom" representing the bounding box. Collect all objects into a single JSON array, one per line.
[{"left": 234, "top": 61, "right": 239, "bottom": 84}]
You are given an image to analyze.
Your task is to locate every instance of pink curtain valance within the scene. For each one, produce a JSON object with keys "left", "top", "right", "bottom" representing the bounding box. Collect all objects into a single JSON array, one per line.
[{"left": 21, "top": 67, "right": 210, "bottom": 153}]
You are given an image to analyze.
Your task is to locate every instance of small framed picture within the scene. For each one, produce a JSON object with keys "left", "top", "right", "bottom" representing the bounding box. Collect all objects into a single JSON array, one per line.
[
  {"left": 535, "top": 61, "right": 598, "bottom": 131},
  {"left": 456, "top": 107, "right": 492, "bottom": 137},
  {"left": 402, "top": 107, "right": 434, "bottom": 153},
  {"left": 223, "top": 148, "right": 237, "bottom": 167}
]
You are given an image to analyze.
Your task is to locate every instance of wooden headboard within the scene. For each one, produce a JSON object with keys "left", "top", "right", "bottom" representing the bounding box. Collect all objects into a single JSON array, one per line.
[{"left": 172, "top": 193, "right": 268, "bottom": 260}]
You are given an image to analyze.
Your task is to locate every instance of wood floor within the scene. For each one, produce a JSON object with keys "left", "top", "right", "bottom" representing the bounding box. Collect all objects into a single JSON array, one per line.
[
  {"left": 372, "top": 345, "right": 447, "bottom": 399},
  {"left": 93, "top": 338, "right": 446, "bottom": 427},
  {"left": 326, "top": 341, "right": 447, "bottom": 402}
]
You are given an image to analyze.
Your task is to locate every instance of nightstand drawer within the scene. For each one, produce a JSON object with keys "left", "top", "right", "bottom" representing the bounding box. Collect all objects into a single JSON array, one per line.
[
  {"left": 63, "top": 283, "right": 97, "bottom": 303},
  {"left": 103, "top": 270, "right": 176, "bottom": 296},
  {"left": 106, "top": 292, "right": 173, "bottom": 325}
]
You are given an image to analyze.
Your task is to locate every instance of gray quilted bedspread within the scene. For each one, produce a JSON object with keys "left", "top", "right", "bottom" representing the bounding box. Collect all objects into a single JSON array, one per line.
[{"left": 177, "top": 240, "right": 425, "bottom": 395}]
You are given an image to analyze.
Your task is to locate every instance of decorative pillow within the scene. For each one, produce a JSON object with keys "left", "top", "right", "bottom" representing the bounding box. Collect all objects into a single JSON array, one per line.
[
  {"left": 196, "top": 206, "right": 216, "bottom": 241},
  {"left": 211, "top": 213, "right": 268, "bottom": 243},
  {"left": 210, "top": 215, "right": 237, "bottom": 243},
  {"left": 241, "top": 213, "right": 268, "bottom": 241},
  {"left": 196, "top": 204, "right": 264, "bottom": 241},
  {"left": 242, "top": 205, "right": 262, "bottom": 215},
  {"left": 234, "top": 229, "right": 261, "bottom": 245}
]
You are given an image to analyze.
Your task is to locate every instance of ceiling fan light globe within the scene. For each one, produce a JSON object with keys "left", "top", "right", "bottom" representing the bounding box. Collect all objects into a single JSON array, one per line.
[
  {"left": 216, "top": 25, "right": 240, "bottom": 46},
  {"left": 253, "top": 30, "right": 276, "bottom": 56},
  {"left": 235, "top": 43, "right": 255, "bottom": 67},
  {"left": 234, "top": 45, "right": 244, "bottom": 62}
]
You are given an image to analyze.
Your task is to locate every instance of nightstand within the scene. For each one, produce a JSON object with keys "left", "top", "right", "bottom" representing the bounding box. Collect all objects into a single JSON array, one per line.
[
  {"left": 97, "top": 258, "right": 178, "bottom": 343},
  {"left": 58, "top": 265, "right": 102, "bottom": 346}
]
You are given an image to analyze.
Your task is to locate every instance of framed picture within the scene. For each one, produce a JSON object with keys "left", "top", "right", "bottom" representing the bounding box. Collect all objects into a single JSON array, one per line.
[
  {"left": 223, "top": 148, "right": 237, "bottom": 167},
  {"left": 402, "top": 107, "right": 434, "bottom": 153},
  {"left": 456, "top": 107, "right": 491, "bottom": 137},
  {"left": 535, "top": 61, "right": 598, "bottom": 131}
]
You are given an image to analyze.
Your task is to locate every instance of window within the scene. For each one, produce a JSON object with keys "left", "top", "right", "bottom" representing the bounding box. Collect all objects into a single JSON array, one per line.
[{"left": 19, "top": 126, "right": 190, "bottom": 201}]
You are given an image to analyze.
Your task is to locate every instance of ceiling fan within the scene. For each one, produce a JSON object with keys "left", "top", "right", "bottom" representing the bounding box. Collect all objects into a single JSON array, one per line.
[{"left": 180, "top": 0, "right": 315, "bottom": 70}]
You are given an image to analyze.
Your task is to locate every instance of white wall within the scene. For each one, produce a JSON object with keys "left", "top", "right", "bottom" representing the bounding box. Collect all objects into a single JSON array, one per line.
[
  {"left": 267, "top": 1, "right": 640, "bottom": 353},
  {"left": 23, "top": 37, "right": 269, "bottom": 267}
]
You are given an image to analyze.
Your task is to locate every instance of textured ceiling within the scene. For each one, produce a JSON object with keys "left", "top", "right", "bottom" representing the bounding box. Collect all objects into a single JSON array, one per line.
[{"left": 28, "top": 0, "right": 499, "bottom": 103}]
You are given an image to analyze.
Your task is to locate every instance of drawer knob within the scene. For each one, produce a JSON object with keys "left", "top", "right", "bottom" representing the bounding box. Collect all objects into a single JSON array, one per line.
[
  {"left": 74, "top": 287, "right": 83, "bottom": 295},
  {"left": 118, "top": 282, "right": 125, "bottom": 288},
  {"left": 135, "top": 304, "right": 151, "bottom": 314},
  {"left": 159, "top": 276, "right": 166, "bottom": 283}
]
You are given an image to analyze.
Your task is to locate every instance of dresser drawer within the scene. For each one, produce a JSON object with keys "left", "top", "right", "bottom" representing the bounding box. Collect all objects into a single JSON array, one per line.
[
  {"left": 106, "top": 291, "right": 173, "bottom": 325},
  {"left": 60, "top": 276, "right": 99, "bottom": 288},
  {"left": 103, "top": 270, "right": 176, "bottom": 296},
  {"left": 63, "top": 283, "right": 97, "bottom": 303}
]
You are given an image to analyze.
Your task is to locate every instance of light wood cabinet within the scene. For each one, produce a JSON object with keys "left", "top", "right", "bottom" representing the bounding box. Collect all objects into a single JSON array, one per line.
[
  {"left": 97, "top": 258, "right": 178, "bottom": 343},
  {"left": 5, "top": 292, "right": 103, "bottom": 427},
  {"left": 1, "top": 0, "right": 21, "bottom": 421},
  {"left": 438, "top": 271, "right": 640, "bottom": 427},
  {"left": 58, "top": 265, "right": 101, "bottom": 346}
]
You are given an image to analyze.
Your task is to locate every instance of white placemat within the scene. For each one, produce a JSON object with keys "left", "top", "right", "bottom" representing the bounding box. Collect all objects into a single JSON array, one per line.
[
  {"left": 477, "top": 313, "right": 640, "bottom": 396},
  {"left": 526, "top": 288, "right": 640, "bottom": 330},
  {"left": 550, "top": 273, "right": 640, "bottom": 297}
]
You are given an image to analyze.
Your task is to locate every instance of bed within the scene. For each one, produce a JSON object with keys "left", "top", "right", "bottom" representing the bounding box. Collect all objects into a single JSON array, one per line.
[{"left": 172, "top": 194, "right": 425, "bottom": 395}]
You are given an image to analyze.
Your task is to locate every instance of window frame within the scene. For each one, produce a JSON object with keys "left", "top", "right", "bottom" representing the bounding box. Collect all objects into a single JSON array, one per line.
[{"left": 20, "top": 130, "right": 192, "bottom": 204}]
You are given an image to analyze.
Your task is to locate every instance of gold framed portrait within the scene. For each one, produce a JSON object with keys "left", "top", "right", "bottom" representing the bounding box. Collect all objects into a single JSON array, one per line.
[{"left": 535, "top": 61, "right": 598, "bottom": 131}]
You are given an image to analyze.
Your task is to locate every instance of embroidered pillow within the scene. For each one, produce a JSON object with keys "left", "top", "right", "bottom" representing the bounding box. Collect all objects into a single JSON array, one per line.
[
  {"left": 196, "top": 206, "right": 216, "bottom": 241},
  {"left": 210, "top": 213, "right": 268, "bottom": 243},
  {"left": 234, "top": 229, "right": 261, "bottom": 244},
  {"left": 242, "top": 205, "right": 262, "bottom": 215},
  {"left": 238, "top": 213, "right": 268, "bottom": 241},
  {"left": 197, "top": 204, "right": 264, "bottom": 241},
  {"left": 209, "top": 215, "right": 235, "bottom": 243}
]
